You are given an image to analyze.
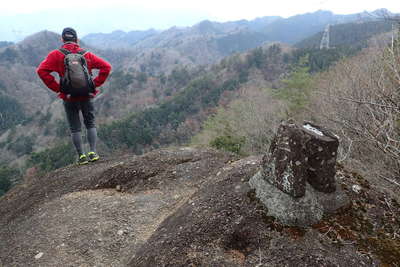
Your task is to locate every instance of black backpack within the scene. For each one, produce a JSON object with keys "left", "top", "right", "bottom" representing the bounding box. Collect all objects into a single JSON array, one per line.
[{"left": 59, "top": 48, "right": 95, "bottom": 97}]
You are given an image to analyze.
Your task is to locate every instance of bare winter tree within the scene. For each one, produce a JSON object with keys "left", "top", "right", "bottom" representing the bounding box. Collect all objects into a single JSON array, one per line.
[{"left": 311, "top": 17, "right": 400, "bottom": 186}]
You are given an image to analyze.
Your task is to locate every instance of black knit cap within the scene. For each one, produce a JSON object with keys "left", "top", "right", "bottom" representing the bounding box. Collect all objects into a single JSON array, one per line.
[{"left": 62, "top": 27, "right": 77, "bottom": 42}]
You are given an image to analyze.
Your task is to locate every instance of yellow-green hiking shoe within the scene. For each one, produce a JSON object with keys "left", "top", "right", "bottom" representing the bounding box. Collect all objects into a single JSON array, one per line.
[
  {"left": 78, "top": 154, "right": 89, "bottom": 165},
  {"left": 87, "top": 152, "right": 100, "bottom": 162}
]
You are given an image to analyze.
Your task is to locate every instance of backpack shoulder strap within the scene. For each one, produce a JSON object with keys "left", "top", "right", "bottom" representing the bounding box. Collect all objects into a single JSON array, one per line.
[
  {"left": 77, "top": 49, "right": 88, "bottom": 56},
  {"left": 59, "top": 48, "right": 71, "bottom": 56}
]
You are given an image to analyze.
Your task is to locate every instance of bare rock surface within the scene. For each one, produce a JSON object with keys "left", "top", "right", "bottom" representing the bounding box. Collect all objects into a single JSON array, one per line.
[
  {"left": 0, "top": 148, "right": 232, "bottom": 266},
  {"left": 0, "top": 147, "right": 399, "bottom": 266},
  {"left": 250, "top": 171, "right": 324, "bottom": 226}
]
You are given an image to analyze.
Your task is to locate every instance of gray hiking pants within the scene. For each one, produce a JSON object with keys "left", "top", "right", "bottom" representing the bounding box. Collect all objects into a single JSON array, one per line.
[{"left": 63, "top": 99, "right": 96, "bottom": 133}]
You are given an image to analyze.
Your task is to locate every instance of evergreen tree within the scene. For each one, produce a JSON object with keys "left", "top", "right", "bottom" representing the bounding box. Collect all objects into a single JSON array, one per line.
[
  {"left": 0, "top": 166, "right": 19, "bottom": 197},
  {"left": 275, "top": 55, "right": 312, "bottom": 115}
]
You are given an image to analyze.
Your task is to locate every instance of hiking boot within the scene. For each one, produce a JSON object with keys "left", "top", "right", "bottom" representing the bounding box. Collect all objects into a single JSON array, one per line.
[
  {"left": 87, "top": 151, "right": 100, "bottom": 162},
  {"left": 77, "top": 154, "right": 89, "bottom": 165}
]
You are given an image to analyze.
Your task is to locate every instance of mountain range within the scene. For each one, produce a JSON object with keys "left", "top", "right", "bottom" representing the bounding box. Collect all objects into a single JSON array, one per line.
[
  {"left": 0, "top": 8, "right": 396, "bottom": 174},
  {"left": 82, "top": 9, "right": 394, "bottom": 74},
  {"left": 83, "top": 9, "right": 392, "bottom": 48}
]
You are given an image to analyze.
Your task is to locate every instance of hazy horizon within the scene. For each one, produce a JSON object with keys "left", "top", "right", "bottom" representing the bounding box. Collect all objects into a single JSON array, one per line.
[{"left": 1, "top": 0, "right": 398, "bottom": 42}]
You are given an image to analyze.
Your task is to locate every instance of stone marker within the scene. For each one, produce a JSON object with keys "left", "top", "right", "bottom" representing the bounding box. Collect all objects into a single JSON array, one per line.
[
  {"left": 302, "top": 122, "right": 338, "bottom": 193},
  {"left": 249, "top": 120, "right": 349, "bottom": 226},
  {"left": 261, "top": 120, "right": 307, "bottom": 198}
]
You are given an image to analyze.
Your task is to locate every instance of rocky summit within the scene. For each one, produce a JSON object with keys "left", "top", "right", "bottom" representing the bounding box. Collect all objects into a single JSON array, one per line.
[{"left": 0, "top": 147, "right": 399, "bottom": 266}]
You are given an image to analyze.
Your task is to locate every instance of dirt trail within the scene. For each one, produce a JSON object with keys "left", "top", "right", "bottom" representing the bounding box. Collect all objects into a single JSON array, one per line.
[{"left": 0, "top": 148, "right": 233, "bottom": 266}]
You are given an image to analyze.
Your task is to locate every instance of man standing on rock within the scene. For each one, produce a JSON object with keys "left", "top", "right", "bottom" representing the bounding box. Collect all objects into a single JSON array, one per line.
[{"left": 37, "top": 27, "right": 112, "bottom": 165}]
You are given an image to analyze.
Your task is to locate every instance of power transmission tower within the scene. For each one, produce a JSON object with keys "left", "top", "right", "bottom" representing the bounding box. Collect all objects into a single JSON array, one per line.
[
  {"left": 320, "top": 24, "right": 330, "bottom": 50},
  {"left": 392, "top": 23, "right": 395, "bottom": 49}
]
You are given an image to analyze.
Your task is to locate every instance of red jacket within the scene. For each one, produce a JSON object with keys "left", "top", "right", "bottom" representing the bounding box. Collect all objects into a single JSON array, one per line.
[{"left": 37, "top": 42, "right": 112, "bottom": 101}]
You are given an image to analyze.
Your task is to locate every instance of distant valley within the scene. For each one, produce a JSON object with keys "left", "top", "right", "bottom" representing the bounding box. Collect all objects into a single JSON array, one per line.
[{"left": 0, "top": 8, "right": 396, "bottom": 184}]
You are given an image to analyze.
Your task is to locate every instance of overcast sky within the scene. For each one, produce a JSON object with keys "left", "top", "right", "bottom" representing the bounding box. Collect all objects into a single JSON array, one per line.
[
  {"left": 1, "top": 0, "right": 399, "bottom": 41},
  {"left": 2, "top": 0, "right": 399, "bottom": 19}
]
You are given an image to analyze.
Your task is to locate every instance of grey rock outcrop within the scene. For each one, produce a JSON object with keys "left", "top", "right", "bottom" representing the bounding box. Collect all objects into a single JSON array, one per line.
[
  {"left": 249, "top": 120, "right": 349, "bottom": 226},
  {"left": 249, "top": 171, "right": 349, "bottom": 226}
]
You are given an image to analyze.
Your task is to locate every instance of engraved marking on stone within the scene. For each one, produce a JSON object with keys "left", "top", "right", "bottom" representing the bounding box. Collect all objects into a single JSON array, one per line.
[
  {"left": 352, "top": 184, "right": 362, "bottom": 193},
  {"left": 303, "top": 124, "right": 324, "bottom": 136}
]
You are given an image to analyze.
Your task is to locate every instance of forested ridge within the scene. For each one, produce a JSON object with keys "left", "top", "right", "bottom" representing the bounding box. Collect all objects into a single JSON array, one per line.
[
  {"left": 0, "top": 15, "right": 398, "bottom": 198},
  {"left": 26, "top": 41, "right": 368, "bottom": 175}
]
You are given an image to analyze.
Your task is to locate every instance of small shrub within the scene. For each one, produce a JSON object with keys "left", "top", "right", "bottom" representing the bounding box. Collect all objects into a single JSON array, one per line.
[{"left": 210, "top": 135, "right": 245, "bottom": 154}]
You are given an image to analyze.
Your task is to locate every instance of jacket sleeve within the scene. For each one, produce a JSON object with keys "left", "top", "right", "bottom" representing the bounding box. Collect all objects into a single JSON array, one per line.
[
  {"left": 36, "top": 50, "right": 61, "bottom": 93},
  {"left": 89, "top": 53, "right": 112, "bottom": 88}
]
